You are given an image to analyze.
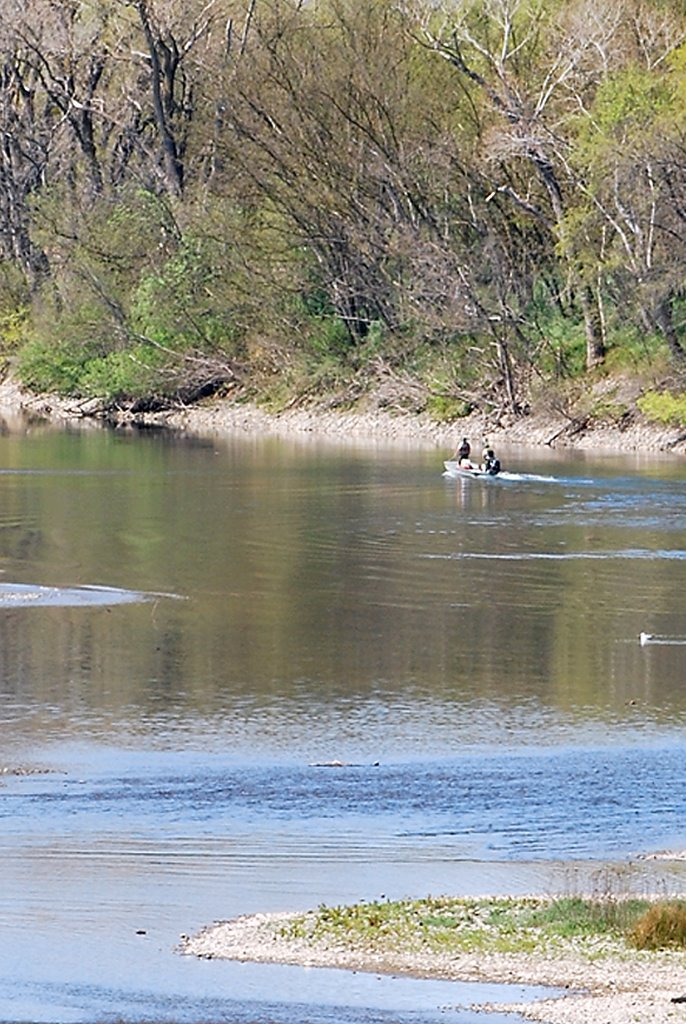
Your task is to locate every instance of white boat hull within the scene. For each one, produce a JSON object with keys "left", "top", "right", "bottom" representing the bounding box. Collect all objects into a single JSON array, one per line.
[{"left": 443, "top": 460, "right": 499, "bottom": 479}]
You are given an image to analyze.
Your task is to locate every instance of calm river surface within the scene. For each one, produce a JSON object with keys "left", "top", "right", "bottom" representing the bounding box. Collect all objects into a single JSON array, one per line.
[{"left": 1, "top": 419, "right": 686, "bottom": 1023}]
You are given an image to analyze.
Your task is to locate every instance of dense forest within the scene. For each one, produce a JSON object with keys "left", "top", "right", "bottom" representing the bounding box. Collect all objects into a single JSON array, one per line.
[{"left": 2, "top": 0, "right": 686, "bottom": 424}]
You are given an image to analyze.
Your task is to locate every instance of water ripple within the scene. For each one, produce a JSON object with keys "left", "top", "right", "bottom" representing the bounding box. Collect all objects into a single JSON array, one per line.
[
  {"left": 423, "top": 549, "right": 686, "bottom": 561},
  {"left": 0, "top": 582, "right": 183, "bottom": 607}
]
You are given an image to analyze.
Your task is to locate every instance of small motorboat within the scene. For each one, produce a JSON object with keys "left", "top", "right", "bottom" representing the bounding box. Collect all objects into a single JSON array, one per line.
[{"left": 444, "top": 459, "right": 501, "bottom": 479}]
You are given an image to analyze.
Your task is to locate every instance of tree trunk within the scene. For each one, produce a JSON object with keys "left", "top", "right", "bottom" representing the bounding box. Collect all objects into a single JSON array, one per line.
[
  {"left": 497, "top": 336, "right": 519, "bottom": 415},
  {"left": 580, "top": 285, "right": 606, "bottom": 369},
  {"left": 654, "top": 297, "right": 686, "bottom": 360},
  {"left": 135, "top": 0, "right": 184, "bottom": 198}
]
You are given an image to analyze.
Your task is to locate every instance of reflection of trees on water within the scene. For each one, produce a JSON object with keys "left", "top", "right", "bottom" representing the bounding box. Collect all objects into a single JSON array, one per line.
[{"left": 0, "top": 432, "right": 684, "bottom": 742}]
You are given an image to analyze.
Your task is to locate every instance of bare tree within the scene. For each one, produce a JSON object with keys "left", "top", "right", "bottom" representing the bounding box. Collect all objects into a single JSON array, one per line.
[
  {"left": 127, "top": 0, "right": 219, "bottom": 197},
  {"left": 214, "top": 0, "right": 469, "bottom": 338},
  {"left": 411, "top": 0, "right": 628, "bottom": 369},
  {"left": 0, "top": 5, "right": 55, "bottom": 287},
  {"left": 11, "top": 0, "right": 111, "bottom": 195}
]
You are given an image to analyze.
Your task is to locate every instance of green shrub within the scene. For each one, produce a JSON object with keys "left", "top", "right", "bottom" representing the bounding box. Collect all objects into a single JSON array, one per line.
[
  {"left": 17, "top": 336, "right": 170, "bottom": 404},
  {"left": 79, "top": 345, "right": 167, "bottom": 402},
  {"left": 629, "top": 901, "right": 686, "bottom": 950},
  {"left": 426, "top": 394, "right": 472, "bottom": 422},
  {"left": 602, "top": 324, "right": 665, "bottom": 371},
  {"left": 0, "top": 307, "right": 30, "bottom": 351},
  {"left": 637, "top": 389, "right": 686, "bottom": 426},
  {"left": 130, "top": 236, "right": 242, "bottom": 355},
  {"left": 303, "top": 316, "right": 351, "bottom": 359},
  {"left": 589, "top": 396, "right": 630, "bottom": 424},
  {"left": 530, "top": 306, "right": 587, "bottom": 379},
  {"left": 17, "top": 338, "right": 91, "bottom": 395}
]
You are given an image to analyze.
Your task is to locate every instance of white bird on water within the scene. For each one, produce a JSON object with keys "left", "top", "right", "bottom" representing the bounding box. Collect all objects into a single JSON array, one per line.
[{"left": 639, "top": 632, "right": 653, "bottom": 646}]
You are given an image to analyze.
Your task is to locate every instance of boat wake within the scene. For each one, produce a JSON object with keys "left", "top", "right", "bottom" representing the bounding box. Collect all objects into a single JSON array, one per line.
[
  {"left": 424, "top": 549, "right": 686, "bottom": 563},
  {"left": 497, "top": 471, "right": 557, "bottom": 482},
  {"left": 442, "top": 466, "right": 557, "bottom": 484},
  {"left": 639, "top": 632, "right": 686, "bottom": 646}
]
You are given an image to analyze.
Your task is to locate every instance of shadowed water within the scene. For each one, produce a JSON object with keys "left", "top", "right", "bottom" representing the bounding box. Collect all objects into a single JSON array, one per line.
[{"left": 1, "top": 424, "right": 686, "bottom": 1022}]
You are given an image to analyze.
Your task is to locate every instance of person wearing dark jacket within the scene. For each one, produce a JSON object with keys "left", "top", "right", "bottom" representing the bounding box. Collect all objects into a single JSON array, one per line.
[
  {"left": 482, "top": 448, "right": 501, "bottom": 475},
  {"left": 454, "top": 437, "right": 471, "bottom": 465}
]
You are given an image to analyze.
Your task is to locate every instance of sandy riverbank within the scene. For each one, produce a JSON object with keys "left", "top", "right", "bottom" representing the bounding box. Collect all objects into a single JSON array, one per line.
[
  {"left": 1, "top": 377, "right": 685, "bottom": 454},
  {"left": 181, "top": 910, "right": 686, "bottom": 1024}
]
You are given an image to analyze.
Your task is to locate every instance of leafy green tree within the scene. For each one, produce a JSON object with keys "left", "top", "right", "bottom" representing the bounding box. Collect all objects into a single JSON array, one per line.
[
  {"left": 568, "top": 43, "right": 686, "bottom": 360},
  {"left": 411, "top": 0, "right": 639, "bottom": 370}
]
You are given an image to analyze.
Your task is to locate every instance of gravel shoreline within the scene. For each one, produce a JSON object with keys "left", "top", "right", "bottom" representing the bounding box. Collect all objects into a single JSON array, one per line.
[
  {"left": 122, "top": 399, "right": 686, "bottom": 455},
  {"left": 181, "top": 910, "right": 686, "bottom": 1024},
  {"left": 1, "top": 378, "right": 686, "bottom": 454}
]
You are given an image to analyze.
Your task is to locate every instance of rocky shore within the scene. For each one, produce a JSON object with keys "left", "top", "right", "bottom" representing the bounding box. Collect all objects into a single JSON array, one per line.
[
  {"left": 1, "top": 377, "right": 686, "bottom": 455},
  {"left": 157, "top": 395, "right": 686, "bottom": 455},
  {"left": 181, "top": 910, "right": 686, "bottom": 1024}
]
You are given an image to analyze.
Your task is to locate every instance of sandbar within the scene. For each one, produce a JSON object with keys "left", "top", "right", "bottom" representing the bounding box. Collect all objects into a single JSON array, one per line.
[{"left": 181, "top": 908, "right": 686, "bottom": 1024}]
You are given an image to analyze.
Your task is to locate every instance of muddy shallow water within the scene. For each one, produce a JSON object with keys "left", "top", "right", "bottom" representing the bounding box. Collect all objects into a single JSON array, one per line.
[{"left": 1, "top": 425, "right": 686, "bottom": 1022}]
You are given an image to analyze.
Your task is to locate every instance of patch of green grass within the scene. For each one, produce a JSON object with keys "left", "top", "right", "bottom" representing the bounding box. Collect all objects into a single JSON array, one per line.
[
  {"left": 526, "top": 896, "right": 650, "bottom": 938},
  {"left": 279, "top": 896, "right": 676, "bottom": 960}
]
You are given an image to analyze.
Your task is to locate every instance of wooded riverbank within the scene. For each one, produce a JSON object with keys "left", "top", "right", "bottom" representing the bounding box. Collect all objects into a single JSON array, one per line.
[{"left": 3, "top": 0, "right": 686, "bottom": 421}]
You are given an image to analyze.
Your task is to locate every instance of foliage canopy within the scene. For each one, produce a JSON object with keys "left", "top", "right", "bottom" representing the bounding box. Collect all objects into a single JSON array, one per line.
[{"left": 1, "top": 0, "right": 686, "bottom": 416}]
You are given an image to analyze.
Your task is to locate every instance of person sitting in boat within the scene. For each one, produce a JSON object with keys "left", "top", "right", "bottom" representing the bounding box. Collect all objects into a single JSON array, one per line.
[
  {"left": 454, "top": 437, "right": 471, "bottom": 466},
  {"left": 481, "top": 448, "right": 501, "bottom": 475}
]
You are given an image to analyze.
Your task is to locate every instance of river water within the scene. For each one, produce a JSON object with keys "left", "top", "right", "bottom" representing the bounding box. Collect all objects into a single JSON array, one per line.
[{"left": 1, "top": 419, "right": 686, "bottom": 1023}]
